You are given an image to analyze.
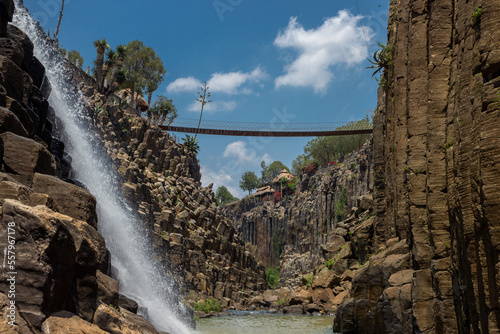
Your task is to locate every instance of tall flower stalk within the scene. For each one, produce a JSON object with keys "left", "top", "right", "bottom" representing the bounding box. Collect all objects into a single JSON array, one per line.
[{"left": 194, "top": 81, "right": 211, "bottom": 140}]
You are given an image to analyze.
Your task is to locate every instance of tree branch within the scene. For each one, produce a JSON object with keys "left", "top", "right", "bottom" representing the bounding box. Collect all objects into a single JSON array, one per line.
[{"left": 54, "top": 0, "right": 65, "bottom": 40}]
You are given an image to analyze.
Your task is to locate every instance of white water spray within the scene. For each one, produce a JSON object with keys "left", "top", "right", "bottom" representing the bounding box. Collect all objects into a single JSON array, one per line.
[{"left": 13, "top": 3, "right": 193, "bottom": 333}]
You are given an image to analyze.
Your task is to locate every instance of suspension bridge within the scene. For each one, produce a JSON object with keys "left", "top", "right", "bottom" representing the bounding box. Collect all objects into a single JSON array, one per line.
[{"left": 160, "top": 118, "right": 373, "bottom": 137}]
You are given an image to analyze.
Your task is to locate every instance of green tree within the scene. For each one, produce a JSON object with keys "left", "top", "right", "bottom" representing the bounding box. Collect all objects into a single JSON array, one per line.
[
  {"left": 93, "top": 39, "right": 110, "bottom": 91},
  {"left": 60, "top": 48, "right": 84, "bottom": 68},
  {"left": 122, "top": 40, "right": 166, "bottom": 110},
  {"left": 292, "top": 117, "right": 372, "bottom": 171},
  {"left": 239, "top": 171, "right": 260, "bottom": 195},
  {"left": 261, "top": 161, "right": 290, "bottom": 185},
  {"left": 215, "top": 186, "right": 238, "bottom": 205},
  {"left": 145, "top": 95, "right": 178, "bottom": 126}
]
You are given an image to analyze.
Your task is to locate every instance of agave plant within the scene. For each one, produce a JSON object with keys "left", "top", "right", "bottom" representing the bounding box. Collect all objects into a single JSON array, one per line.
[
  {"left": 194, "top": 81, "right": 211, "bottom": 140},
  {"left": 367, "top": 42, "right": 393, "bottom": 77},
  {"left": 182, "top": 134, "right": 200, "bottom": 154},
  {"left": 93, "top": 38, "right": 110, "bottom": 91}
]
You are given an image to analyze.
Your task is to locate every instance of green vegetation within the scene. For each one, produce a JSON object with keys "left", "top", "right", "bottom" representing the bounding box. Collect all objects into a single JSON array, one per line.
[
  {"left": 60, "top": 48, "right": 84, "bottom": 68},
  {"left": 325, "top": 258, "right": 336, "bottom": 270},
  {"left": 181, "top": 134, "right": 200, "bottom": 154},
  {"left": 215, "top": 186, "right": 238, "bottom": 205},
  {"left": 265, "top": 267, "right": 281, "bottom": 289},
  {"left": 367, "top": 42, "right": 393, "bottom": 77},
  {"left": 261, "top": 161, "right": 290, "bottom": 185},
  {"left": 472, "top": 6, "right": 482, "bottom": 22},
  {"left": 193, "top": 297, "right": 222, "bottom": 313},
  {"left": 291, "top": 117, "right": 371, "bottom": 172},
  {"left": 145, "top": 95, "right": 178, "bottom": 126},
  {"left": 122, "top": 40, "right": 166, "bottom": 108},
  {"left": 335, "top": 186, "right": 348, "bottom": 221},
  {"left": 93, "top": 39, "right": 110, "bottom": 92},
  {"left": 276, "top": 299, "right": 285, "bottom": 304},
  {"left": 239, "top": 171, "right": 260, "bottom": 195},
  {"left": 304, "top": 274, "right": 314, "bottom": 288},
  {"left": 272, "top": 230, "right": 283, "bottom": 264}
]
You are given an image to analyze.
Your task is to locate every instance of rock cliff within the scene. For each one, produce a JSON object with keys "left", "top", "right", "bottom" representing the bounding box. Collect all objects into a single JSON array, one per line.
[
  {"left": 223, "top": 140, "right": 373, "bottom": 287},
  {"left": 334, "top": 0, "right": 500, "bottom": 333}
]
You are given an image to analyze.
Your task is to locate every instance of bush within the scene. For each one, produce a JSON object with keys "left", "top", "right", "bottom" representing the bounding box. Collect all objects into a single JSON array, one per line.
[
  {"left": 265, "top": 267, "right": 280, "bottom": 289},
  {"left": 325, "top": 258, "right": 335, "bottom": 270},
  {"left": 303, "top": 162, "right": 318, "bottom": 174},
  {"left": 273, "top": 191, "right": 282, "bottom": 203},
  {"left": 192, "top": 297, "right": 222, "bottom": 313}
]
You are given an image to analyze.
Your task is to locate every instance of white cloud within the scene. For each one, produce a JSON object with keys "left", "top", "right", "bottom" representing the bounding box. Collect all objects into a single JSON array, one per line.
[
  {"left": 166, "top": 67, "right": 267, "bottom": 95},
  {"left": 223, "top": 141, "right": 271, "bottom": 166},
  {"left": 208, "top": 67, "right": 266, "bottom": 94},
  {"left": 274, "top": 10, "right": 372, "bottom": 94},
  {"left": 200, "top": 165, "right": 241, "bottom": 198},
  {"left": 187, "top": 100, "right": 237, "bottom": 114},
  {"left": 166, "top": 76, "right": 202, "bottom": 94}
]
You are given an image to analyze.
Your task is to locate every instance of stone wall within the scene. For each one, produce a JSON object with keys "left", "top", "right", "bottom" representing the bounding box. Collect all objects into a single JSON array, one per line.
[{"left": 335, "top": 0, "right": 500, "bottom": 333}]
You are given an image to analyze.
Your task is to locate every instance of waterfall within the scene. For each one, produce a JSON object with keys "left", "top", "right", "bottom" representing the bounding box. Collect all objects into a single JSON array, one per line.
[{"left": 12, "top": 3, "right": 193, "bottom": 333}]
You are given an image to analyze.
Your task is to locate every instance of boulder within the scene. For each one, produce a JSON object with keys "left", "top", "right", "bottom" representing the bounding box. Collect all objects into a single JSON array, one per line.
[
  {"left": 0, "top": 132, "right": 56, "bottom": 177},
  {"left": 0, "top": 0, "right": 14, "bottom": 37},
  {"left": 311, "top": 267, "right": 341, "bottom": 289},
  {"left": 93, "top": 303, "right": 159, "bottom": 334},
  {"left": 289, "top": 289, "right": 312, "bottom": 305},
  {"left": 0, "top": 107, "right": 28, "bottom": 137},
  {"left": 0, "top": 37, "right": 23, "bottom": 68},
  {"left": 0, "top": 180, "right": 31, "bottom": 204},
  {"left": 282, "top": 305, "right": 304, "bottom": 314},
  {"left": 119, "top": 295, "right": 138, "bottom": 314},
  {"left": 6, "top": 98, "right": 36, "bottom": 136},
  {"left": 41, "top": 311, "right": 107, "bottom": 334},
  {"left": 97, "top": 271, "right": 119, "bottom": 307},
  {"left": 358, "top": 194, "right": 373, "bottom": 211},
  {"left": 32, "top": 173, "right": 98, "bottom": 229}
]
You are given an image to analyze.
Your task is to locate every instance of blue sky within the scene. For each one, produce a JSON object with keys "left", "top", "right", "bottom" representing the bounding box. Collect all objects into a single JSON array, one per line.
[{"left": 25, "top": 0, "right": 389, "bottom": 197}]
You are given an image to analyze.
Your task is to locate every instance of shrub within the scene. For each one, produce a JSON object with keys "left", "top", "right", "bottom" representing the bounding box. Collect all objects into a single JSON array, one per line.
[
  {"left": 273, "top": 190, "right": 282, "bottom": 203},
  {"left": 325, "top": 258, "right": 336, "bottom": 270},
  {"left": 304, "top": 274, "right": 314, "bottom": 288},
  {"left": 193, "top": 297, "right": 222, "bottom": 313},
  {"left": 303, "top": 162, "right": 318, "bottom": 174},
  {"left": 472, "top": 6, "right": 482, "bottom": 22},
  {"left": 265, "top": 267, "right": 280, "bottom": 289}
]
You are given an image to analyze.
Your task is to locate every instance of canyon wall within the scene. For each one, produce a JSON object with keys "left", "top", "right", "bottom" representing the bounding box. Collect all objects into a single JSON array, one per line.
[
  {"left": 223, "top": 140, "right": 374, "bottom": 286},
  {"left": 335, "top": 0, "right": 500, "bottom": 333}
]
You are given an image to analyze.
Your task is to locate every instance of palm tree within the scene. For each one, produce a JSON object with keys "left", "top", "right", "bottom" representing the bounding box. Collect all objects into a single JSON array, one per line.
[
  {"left": 93, "top": 39, "right": 110, "bottom": 91},
  {"left": 101, "top": 49, "right": 116, "bottom": 90},
  {"left": 107, "top": 45, "right": 126, "bottom": 93}
]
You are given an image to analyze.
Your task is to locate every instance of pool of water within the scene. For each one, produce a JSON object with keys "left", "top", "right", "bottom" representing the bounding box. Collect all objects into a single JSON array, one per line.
[{"left": 195, "top": 311, "right": 336, "bottom": 334}]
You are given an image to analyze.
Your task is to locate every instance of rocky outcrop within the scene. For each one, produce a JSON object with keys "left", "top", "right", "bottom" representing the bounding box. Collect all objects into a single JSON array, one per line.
[
  {"left": 0, "top": 4, "right": 163, "bottom": 333},
  {"left": 223, "top": 140, "right": 373, "bottom": 283},
  {"left": 334, "top": 0, "right": 500, "bottom": 333}
]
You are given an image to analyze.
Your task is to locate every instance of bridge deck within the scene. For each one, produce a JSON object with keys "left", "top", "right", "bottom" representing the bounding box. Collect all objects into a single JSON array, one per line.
[{"left": 160, "top": 126, "right": 373, "bottom": 137}]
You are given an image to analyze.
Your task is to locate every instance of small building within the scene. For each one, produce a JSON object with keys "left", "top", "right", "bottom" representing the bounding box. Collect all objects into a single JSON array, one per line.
[
  {"left": 119, "top": 89, "right": 149, "bottom": 112},
  {"left": 252, "top": 185, "right": 274, "bottom": 202},
  {"left": 272, "top": 169, "right": 296, "bottom": 189}
]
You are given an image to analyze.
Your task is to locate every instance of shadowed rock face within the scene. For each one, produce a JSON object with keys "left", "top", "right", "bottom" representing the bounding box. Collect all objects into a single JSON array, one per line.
[{"left": 335, "top": 0, "right": 500, "bottom": 333}]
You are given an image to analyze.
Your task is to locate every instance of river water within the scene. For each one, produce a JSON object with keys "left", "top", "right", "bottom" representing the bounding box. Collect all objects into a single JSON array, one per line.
[{"left": 196, "top": 312, "right": 335, "bottom": 334}]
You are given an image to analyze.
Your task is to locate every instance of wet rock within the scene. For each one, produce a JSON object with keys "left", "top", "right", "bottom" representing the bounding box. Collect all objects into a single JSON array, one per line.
[
  {"left": 97, "top": 271, "right": 119, "bottom": 307},
  {"left": 282, "top": 305, "right": 304, "bottom": 314},
  {"left": 118, "top": 295, "right": 138, "bottom": 314}
]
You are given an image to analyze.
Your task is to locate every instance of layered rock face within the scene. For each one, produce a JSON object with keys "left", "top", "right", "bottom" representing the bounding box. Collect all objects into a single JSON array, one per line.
[
  {"left": 223, "top": 141, "right": 373, "bottom": 284},
  {"left": 335, "top": 0, "right": 500, "bottom": 333},
  {"left": 0, "top": 3, "right": 186, "bottom": 333},
  {"left": 77, "top": 78, "right": 266, "bottom": 306}
]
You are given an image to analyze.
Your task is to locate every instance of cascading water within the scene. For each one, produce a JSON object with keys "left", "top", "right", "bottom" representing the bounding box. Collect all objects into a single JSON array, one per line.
[{"left": 12, "top": 3, "right": 193, "bottom": 333}]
